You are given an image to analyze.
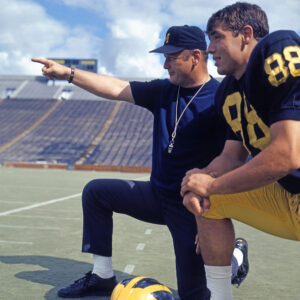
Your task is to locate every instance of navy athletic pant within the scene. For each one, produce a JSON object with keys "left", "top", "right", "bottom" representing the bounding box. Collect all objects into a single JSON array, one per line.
[{"left": 81, "top": 178, "right": 211, "bottom": 300}]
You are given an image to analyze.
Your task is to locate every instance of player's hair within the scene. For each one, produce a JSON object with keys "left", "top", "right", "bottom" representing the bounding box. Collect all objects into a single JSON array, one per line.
[{"left": 206, "top": 2, "right": 269, "bottom": 40}]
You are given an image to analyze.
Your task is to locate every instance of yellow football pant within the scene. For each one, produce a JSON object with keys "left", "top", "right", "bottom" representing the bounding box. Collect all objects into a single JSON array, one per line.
[{"left": 203, "top": 182, "right": 300, "bottom": 241}]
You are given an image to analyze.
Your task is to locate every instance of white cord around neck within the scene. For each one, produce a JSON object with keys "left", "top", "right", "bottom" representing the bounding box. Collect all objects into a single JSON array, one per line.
[{"left": 168, "top": 78, "right": 209, "bottom": 154}]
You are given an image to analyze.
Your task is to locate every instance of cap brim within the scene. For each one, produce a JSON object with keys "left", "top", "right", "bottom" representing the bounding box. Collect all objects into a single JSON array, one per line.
[{"left": 149, "top": 44, "right": 185, "bottom": 54}]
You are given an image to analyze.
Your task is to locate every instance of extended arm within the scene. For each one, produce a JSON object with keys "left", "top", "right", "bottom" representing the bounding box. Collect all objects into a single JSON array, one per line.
[{"left": 31, "top": 58, "right": 134, "bottom": 103}]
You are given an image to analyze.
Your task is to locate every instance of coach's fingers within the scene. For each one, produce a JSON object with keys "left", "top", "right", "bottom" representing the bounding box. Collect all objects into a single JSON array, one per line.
[{"left": 31, "top": 58, "right": 50, "bottom": 66}]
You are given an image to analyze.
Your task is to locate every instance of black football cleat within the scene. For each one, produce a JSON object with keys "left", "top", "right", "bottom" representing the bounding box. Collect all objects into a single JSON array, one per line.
[
  {"left": 231, "top": 237, "right": 249, "bottom": 287},
  {"left": 57, "top": 271, "right": 117, "bottom": 298}
]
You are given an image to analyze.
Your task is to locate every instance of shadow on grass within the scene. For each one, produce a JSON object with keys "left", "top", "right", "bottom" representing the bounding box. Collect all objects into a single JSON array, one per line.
[{"left": 0, "top": 255, "right": 179, "bottom": 299}]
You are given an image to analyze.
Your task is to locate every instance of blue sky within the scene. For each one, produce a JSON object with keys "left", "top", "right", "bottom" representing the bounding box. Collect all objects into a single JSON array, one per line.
[
  {"left": 0, "top": 0, "right": 299, "bottom": 78},
  {"left": 37, "top": 0, "right": 108, "bottom": 37}
]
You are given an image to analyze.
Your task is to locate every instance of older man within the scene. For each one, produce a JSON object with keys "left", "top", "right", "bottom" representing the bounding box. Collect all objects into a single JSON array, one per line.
[{"left": 33, "top": 25, "right": 248, "bottom": 299}]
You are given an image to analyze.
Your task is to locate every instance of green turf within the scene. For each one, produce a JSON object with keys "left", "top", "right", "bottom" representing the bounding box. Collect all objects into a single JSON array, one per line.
[{"left": 0, "top": 167, "right": 299, "bottom": 299}]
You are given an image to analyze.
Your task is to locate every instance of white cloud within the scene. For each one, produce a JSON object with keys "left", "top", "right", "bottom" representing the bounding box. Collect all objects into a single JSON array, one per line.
[
  {"left": 254, "top": 0, "right": 300, "bottom": 32},
  {"left": 62, "top": 0, "right": 168, "bottom": 21},
  {"left": 0, "top": 0, "right": 299, "bottom": 78},
  {"left": 207, "top": 58, "right": 223, "bottom": 79},
  {"left": 61, "top": 0, "right": 105, "bottom": 11},
  {"left": 101, "top": 18, "right": 164, "bottom": 77},
  {"left": 0, "top": 0, "right": 65, "bottom": 74},
  {"left": 0, "top": 0, "right": 102, "bottom": 75}
]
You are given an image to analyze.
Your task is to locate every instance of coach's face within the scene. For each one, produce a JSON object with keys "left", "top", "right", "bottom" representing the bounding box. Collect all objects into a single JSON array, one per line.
[
  {"left": 208, "top": 22, "right": 246, "bottom": 79},
  {"left": 163, "top": 50, "right": 194, "bottom": 87}
]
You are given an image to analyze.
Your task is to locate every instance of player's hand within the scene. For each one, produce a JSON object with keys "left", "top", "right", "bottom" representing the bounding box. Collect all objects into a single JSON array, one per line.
[
  {"left": 181, "top": 171, "right": 215, "bottom": 197},
  {"left": 182, "top": 192, "right": 210, "bottom": 216},
  {"left": 185, "top": 167, "right": 218, "bottom": 178},
  {"left": 31, "top": 58, "right": 71, "bottom": 80}
]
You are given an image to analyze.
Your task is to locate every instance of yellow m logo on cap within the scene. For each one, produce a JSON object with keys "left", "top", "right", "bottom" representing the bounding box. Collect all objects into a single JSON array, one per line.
[{"left": 165, "top": 33, "right": 170, "bottom": 44}]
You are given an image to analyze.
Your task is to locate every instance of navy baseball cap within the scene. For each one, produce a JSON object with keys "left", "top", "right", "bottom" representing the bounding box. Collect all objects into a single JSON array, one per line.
[{"left": 150, "top": 25, "right": 207, "bottom": 54}]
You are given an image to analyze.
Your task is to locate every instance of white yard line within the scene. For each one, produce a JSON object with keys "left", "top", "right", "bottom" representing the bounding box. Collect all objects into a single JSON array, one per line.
[
  {"left": 0, "top": 224, "right": 59, "bottom": 230},
  {"left": 0, "top": 200, "right": 30, "bottom": 204},
  {"left": 0, "top": 184, "right": 77, "bottom": 191},
  {"left": 0, "top": 193, "right": 81, "bottom": 216},
  {"left": 4, "top": 215, "right": 80, "bottom": 220},
  {"left": 123, "top": 264, "right": 135, "bottom": 274},
  {"left": 145, "top": 229, "right": 152, "bottom": 235},
  {"left": 0, "top": 174, "right": 149, "bottom": 218},
  {"left": 136, "top": 243, "right": 145, "bottom": 251},
  {"left": 0, "top": 240, "right": 33, "bottom": 245}
]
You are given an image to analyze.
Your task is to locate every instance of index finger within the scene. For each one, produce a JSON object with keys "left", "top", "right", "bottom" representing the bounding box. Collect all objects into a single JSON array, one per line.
[{"left": 31, "top": 58, "right": 49, "bottom": 66}]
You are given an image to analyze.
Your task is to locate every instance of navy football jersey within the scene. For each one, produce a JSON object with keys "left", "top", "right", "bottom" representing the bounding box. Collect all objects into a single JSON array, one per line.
[
  {"left": 131, "top": 78, "right": 225, "bottom": 199},
  {"left": 215, "top": 30, "right": 300, "bottom": 194}
]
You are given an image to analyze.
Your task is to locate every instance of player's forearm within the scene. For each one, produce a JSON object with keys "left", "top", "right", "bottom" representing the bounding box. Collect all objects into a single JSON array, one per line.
[
  {"left": 209, "top": 120, "right": 300, "bottom": 195},
  {"left": 202, "top": 140, "right": 248, "bottom": 177},
  {"left": 208, "top": 142, "right": 296, "bottom": 195},
  {"left": 71, "top": 68, "right": 134, "bottom": 102},
  {"left": 202, "top": 153, "right": 246, "bottom": 177}
]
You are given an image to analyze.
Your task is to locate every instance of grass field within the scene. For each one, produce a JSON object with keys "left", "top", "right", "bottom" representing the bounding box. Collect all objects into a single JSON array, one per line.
[{"left": 0, "top": 167, "right": 300, "bottom": 300}]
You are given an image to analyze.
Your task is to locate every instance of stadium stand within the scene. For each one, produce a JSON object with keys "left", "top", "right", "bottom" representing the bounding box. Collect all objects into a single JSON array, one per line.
[
  {"left": 83, "top": 102, "right": 153, "bottom": 167},
  {"left": 0, "top": 75, "right": 153, "bottom": 172},
  {"left": 13, "top": 78, "right": 60, "bottom": 99},
  {"left": 0, "top": 75, "right": 32, "bottom": 99},
  {"left": 0, "top": 98, "right": 56, "bottom": 147}
]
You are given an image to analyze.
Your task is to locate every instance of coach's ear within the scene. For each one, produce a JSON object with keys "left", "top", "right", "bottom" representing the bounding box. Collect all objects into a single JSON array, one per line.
[{"left": 242, "top": 25, "right": 254, "bottom": 45}]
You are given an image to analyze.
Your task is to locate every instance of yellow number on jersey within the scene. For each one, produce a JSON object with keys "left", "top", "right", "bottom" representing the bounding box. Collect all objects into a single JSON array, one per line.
[
  {"left": 264, "top": 53, "right": 289, "bottom": 87},
  {"left": 222, "top": 92, "right": 243, "bottom": 134},
  {"left": 243, "top": 101, "right": 270, "bottom": 151},
  {"left": 264, "top": 45, "right": 300, "bottom": 87},
  {"left": 283, "top": 46, "right": 300, "bottom": 77},
  {"left": 223, "top": 92, "right": 270, "bottom": 152}
]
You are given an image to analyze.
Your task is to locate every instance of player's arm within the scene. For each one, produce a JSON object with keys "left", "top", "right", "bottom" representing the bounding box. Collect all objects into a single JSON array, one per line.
[
  {"left": 183, "top": 119, "right": 300, "bottom": 197},
  {"left": 201, "top": 139, "right": 249, "bottom": 177},
  {"left": 31, "top": 58, "right": 134, "bottom": 103},
  {"left": 181, "top": 140, "right": 248, "bottom": 196},
  {"left": 209, "top": 119, "right": 300, "bottom": 194}
]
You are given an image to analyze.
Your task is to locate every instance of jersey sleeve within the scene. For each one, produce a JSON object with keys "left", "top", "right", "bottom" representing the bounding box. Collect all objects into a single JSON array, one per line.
[
  {"left": 130, "top": 79, "right": 164, "bottom": 112},
  {"left": 245, "top": 30, "right": 300, "bottom": 125}
]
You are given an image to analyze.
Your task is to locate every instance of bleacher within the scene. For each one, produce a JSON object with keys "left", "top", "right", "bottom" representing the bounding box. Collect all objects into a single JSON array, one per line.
[
  {"left": 13, "top": 78, "right": 60, "bottom": 99},
  {"left": 84, "top": 102, "right": 153, "bottom": 167},
  {"left": 0, "top": 76, "right": 28, "bottom": 99},
  {"left": 0, "top": 98, "right": 55, "bottom": 147},
  {"left": 0, "top": 75, "right": 153, "bottom": 172}
]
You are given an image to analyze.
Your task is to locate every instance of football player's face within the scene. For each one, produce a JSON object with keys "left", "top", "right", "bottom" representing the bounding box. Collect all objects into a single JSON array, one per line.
[
  {"left": 208, "top": 23, "right": 245, "bottom": 79},
  {"left": 163, "top": 50, "right": 194, "bottom": 87}
]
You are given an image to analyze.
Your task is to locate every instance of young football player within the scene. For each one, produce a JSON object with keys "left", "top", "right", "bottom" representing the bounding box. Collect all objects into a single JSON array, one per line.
[{"left": 181, "top": 2, "right": 300, "bottom": 300}]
